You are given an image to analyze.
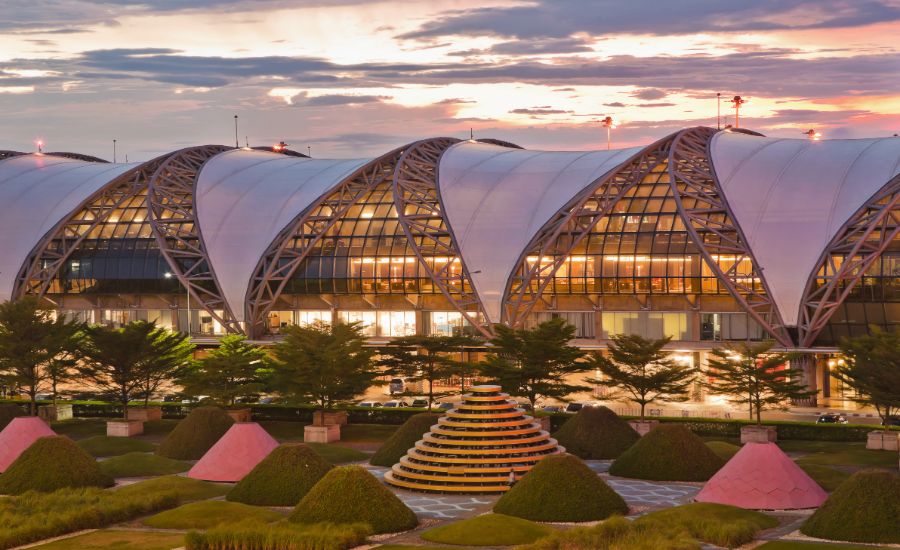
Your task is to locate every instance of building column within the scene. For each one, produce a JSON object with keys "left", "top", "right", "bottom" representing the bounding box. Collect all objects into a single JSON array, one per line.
[{"left": 790, "top": 353, "right": 818, "bottom": 406}]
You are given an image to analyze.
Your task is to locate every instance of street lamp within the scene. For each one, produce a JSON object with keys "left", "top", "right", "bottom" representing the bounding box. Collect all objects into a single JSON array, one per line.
[
  {"left": 601, "top": 116, "right": 616, "bottom": 150},
  {"left": 804, "top": 129, "right": 822, "bottom": 141},
  {"left": 35, "top": 140, "right": 43, "bottom": 153},
  {"left": 165, "top": 272, "right": 191, "bottom": 334},
  {"left": 729, "top": 96, "right": 747, "bottom": 128}
]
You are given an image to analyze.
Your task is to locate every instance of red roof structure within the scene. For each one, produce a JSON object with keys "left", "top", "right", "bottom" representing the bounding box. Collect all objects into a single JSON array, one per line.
[
  {"left": 695, "top": 442, "right": 827, "bottom": 509},
  {"left": 187, "top": 422, "right": 278, "bottom": 482},
  {"left": 0, "top": 417, "right": 56, "bottom": 472}
]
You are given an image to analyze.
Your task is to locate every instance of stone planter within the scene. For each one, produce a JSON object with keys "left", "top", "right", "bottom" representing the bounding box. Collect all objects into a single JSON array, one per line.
[
  {"left": 126, "top": 407, "right": 162, "bottom": 422},
  {"left": 628, "top": 419, "right": 660, "bottom": 436},
  {"left": 38, "top": 404, "right": 73, "bottom": 422},
  {"left": 304, "top": 424, "right": 340, "bottom": 443},
  {"left": 226, "top": 408, "right": 252, "bottom": 423},
  {"left": 741, "top": 424, "right": 777, "bottom": 444},
  {"left": 312, "top": 410, "right": 348, "bottom": 427},
  {"left": 866, "top": 430, "right": 899, "bottom": 451},
  {"left": 107, "top": 419, "right": 144, "bottom": 437}
]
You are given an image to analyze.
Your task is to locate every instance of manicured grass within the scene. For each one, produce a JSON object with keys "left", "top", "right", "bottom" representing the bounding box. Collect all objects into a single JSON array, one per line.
[
  {"left": 143, "top": 500, "right": 284, "bottom": 530},
  {"left": 0, "top": 436, "right": 113, "bottom": 494},
  {"left": 786, "top": 441, "right": 898, "bottom": 471},
  {"left": 797, "top": 463, "right": 851, "bottom": 492},
  {"left": 50, "top": 419, "right": 106, "bottom": 439},
  {"left": 705, "top": 440, "right": 741, "bottom": 461},
  {"left": 636, "top": 502, "right": 778, "bottom": 548},
  {"left": 114, "top": 475, "right": 230, "bottom": 501},
  {"left": 185, "top": 521, "right": 370, "bottom": 550},
  {"left": 341, "top": 423, "right": 399, "bottom": 443},
  {"left": 756, "top": 542, "right": 897, "bottom": 550},
  {"left": 31, "top": 530, "right": 185, "bottom": 549},
  {"left": 307, "top": 442, "right": 368, "bottom": 463},
  {"left": 517, "top": 515, "right": 699, "bottom": 550},
  {"left": 257, "top": 421, "right": 305, "bottom": 441},
  {"left": 370, "top": 413, "right": 440, "bottom": 467},
  {"left": 374, "top": 546, "right": 473, "bottom": 550},
  {"left": 141, "top": 419, "right": 179, "bottom": 437},
  {"left": 77, "top": 436, "right": 156, "bottom": 457},
  {"left": 421, "top": 514, "right": 554, "bottom": 546},
  {"left": 609, "top": 424, "right": 725, "bottom": 481},
  {"left": 99, "top": 452, "right": 190, "bottom": 478}
]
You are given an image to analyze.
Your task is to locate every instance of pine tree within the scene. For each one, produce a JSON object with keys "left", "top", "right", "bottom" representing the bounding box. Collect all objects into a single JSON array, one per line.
[
  {"left": 179, "top": 335, "right": 270, "bottom": 406},
  {"left": 835, "top": 328, "right": 900, "bottom": 426}
]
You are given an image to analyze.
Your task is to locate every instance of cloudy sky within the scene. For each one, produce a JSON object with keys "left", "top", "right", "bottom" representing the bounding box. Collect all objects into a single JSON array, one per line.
[{"left": 1, "top": 0, "right": 898, "bottom": 160}]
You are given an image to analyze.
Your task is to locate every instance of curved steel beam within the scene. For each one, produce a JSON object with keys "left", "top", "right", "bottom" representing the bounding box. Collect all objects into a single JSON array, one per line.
[
  {"left": 502, "top": 133, "right": 677, "bottom": 328},
  {"left": 13, "top": 153, "right": 175, "bottom": 300},
  {"left": 668, "top": 126, "right": 792, "bottom": 347},
  {"left": 245, "top": 145, "right": 406, "bottom": 338},
  {"left": 147, "top": 145, "right": 242, "bottom": 335},
  {"left": 45, "top": 152, "right": 109, "bottom": 163},
  {"left": 797, "top": 172, "right": 900, "bottom": 347},
  {"left": 392, "top": 137, "right": 495, "bottom": 338}
]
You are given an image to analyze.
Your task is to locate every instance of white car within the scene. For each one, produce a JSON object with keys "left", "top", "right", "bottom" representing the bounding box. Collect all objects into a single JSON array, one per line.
[
  {"left": 357, "top": 401, "right": 383, "bottom": 408},
  {"left": 382, "top": 400, "right": 410, "bottom": 408}
]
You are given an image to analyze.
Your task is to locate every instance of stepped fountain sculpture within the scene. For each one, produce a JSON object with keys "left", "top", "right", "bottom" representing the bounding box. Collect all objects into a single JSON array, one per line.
[{"left": 384, "top": 385, "right": 563, "bottom": 493}]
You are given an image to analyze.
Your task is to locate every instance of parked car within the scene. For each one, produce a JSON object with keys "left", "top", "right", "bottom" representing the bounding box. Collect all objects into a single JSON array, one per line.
[
  {"left": 258, "top": 396, "right": 282, "bottom": 405},
  {"left": 517, "top": 401, "right": 534, "bottom": 411},
  {"left": 541, "top": 405, "right": 563, "bottom": 413},
  {"left": 436, "top": 402, "right": 455, "bottom": 411},
  {"left": 883, "top": 415, "right": 900, "bottom": 426},
  {"left": 816, "top": 413, "right": 848, "bottom": 424},
  {"left": 410, "top": 398, "right": 429, "bottom": 408},
  {"left": 388, "top": 378, "right": 406, "bottom": 395},
  {"left": 565, "top": 402, "right": 584, "bottom": 413},
  {"left": 357, "top": 401, "right": 383, "bottom": 408},
  {"left": 383, "top": 400, "right": 410, "bottom": 408}
]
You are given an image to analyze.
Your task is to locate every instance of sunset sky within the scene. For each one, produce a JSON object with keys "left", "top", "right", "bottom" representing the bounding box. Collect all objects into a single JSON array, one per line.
[{"left": 1, "top": 0, "right": 898, "bottom": 160}]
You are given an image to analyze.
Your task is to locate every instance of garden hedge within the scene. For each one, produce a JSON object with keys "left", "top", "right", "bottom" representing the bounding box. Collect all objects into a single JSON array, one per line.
[
  {"left": 801, "top": 469, "right": 900, "bottom": 544},
  {"left": 0, "top": 436, "right": 113, "bottom": 494},
  {"left": 185, "top": 521, "right": 371, "bottom": 550},
  {"left": 0, "top": 404, "right": 24, "bottom": 430},
  {"left": 495, "top": 454, "right": 628, "bottom": 522},
  {"left": 369, "top": 412, "right": 441, "bottom": 466},
  {"left": 518, "top": 515, "right": 699, "bottom": 550},
  {"left": 156, "top": 406, "right": 234, "bottom": 460},
  {"left": 609, "top": 424, "right": 725, "bottom": 481},
  {"left": 227, "top": 444, "right": 333, "bottom": 506},
  {"left": 291, "top": 465, "right": 417, "bottom": 534},
  {"left": 553, "top": 407, "right": 639, "bottom": 459}
]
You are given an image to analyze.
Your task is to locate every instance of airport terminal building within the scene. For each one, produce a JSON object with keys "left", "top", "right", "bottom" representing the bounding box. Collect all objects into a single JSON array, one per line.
[{"left": 2, "top": 126, "right": 899, "bottom": 404}]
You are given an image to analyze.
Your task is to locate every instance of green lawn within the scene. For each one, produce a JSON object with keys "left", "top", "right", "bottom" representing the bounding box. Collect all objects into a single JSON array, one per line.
[
  {"left": 31, "top": 530, "right": 184, "bottom": 550},
  {"left": 78, "top": 436, "right": 156, "bottom": 457},
  {"left": 783, "top": 441, "right": 898, "bottom": 471},
  {"left": 99, "top": 452, "right": 190, "bottom": 477},
  {"left": 756, "top": 541, "right": 896, "bottom": 549},
  {"left": 636, "top": 503, "right": 778, "bottom": 548},
  {"left": 50, "top": 419, "right": 106, "bottom": 439},
  {"left": 257, "top": 421, "right": 397, "bottom": 444},
  {"left": 307, "top": 442, "right": 369, "bottom": 463},
  {"left": 142, "top": 500, "right": 284, "bottom": 530},
  {"left": 705, "top": 440, "right": 741, "bottom": 461},
  {"left": 797, "top": 463, "right": 851, "bottom": 492},
  {"left": 113, "top": 475, "right": 230, "bottom": 501},
  {"left": 141, "top": 420, "right": 179, "bottom": 437},
  {"left": 421, "top": 514, "right": 554, "bottom": 547}
]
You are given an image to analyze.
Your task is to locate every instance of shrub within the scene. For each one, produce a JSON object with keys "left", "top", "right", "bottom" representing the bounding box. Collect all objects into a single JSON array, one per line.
[
  {"left": 609, "top": 424, "right": 725, "bottom": 481},
  {"left": 0, "top": 436, "right": 113, "bottom": 494},
  {"left": 185, "top": 521, "right": 371, "bottom": 550},
  {"left": 369, "top": 412, "right": 441, "bottom": 466},
  {"left": 421, "top": 513, "right": 553, "bottom": 546},
  {"left": 518, "top": 515, "right": 700, "bottom": 550},
  {"left": 228, "top": 444, "right": 333, "bottom": 506},
  {"left": 0, "top": 485, "right": 178, "bottom": 549},
  {"left": 156, "top": 406, "right": 234, "bottom": 460},
  {"left": 291, "top": 465, "right": 417, "bottom": 534},
  {"left": 494, "top": 454, "right": 627, "bottom": 522},
  {"left": 801, "top": 470, "right": 900, "bottom": 543},
  {"left": 99, "top": 452, "right": 190, "bottom": 478},
  {"left": 77, "top": 435, "right": 156, "bottom": 457},
  {"left": 114, "top": 475, "right": 230, "bottom": 501},
  {"left": 553, "top": 407, "right": 639, "bottom": 459},
  {"left": 143, "top": 501, "right": 283, "bottom": 530},
  {"left": 705, "top": 440, "right": 741, "bottom": 461},
  {"left": 0, "top": 403, "right": 23, "bottom": 430},
  {"left": 306, "top": 442, "right": 367, "bottom": 464},
  {"left": 635, "top": 503, "right": 778, "bottom": 548}
]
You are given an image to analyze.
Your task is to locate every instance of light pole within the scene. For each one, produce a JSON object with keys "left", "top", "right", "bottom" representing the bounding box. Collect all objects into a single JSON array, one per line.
[
  {"left": 716, "top": 92, "right": 721, "bottom": 130},
  {"left": 804, "top": 129, "right": 822, "bottom": 141},
  {"left": 113, "top": 139, "right": 117, "bottom": 163},
  {"left": 165, "top": 272, "right": 190, "bottom": 334},
  {"left": 233, "top": 115, "right": 239, "bottom": 148},
  {"left": 729, "top": 96, "right": 746, "bottom": 128},
  {"left": 601, "top": 116, "right": 615, "bottom": 150}
]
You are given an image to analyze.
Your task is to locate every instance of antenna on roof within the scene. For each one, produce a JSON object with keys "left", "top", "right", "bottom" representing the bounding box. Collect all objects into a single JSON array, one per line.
[{"left": 470, "top": 128, "right": 474, "bottom": 140}]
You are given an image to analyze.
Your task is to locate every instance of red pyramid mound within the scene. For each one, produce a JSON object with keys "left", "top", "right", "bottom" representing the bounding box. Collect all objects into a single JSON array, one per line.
[
  {"left": 187, "top": 422, "right": 278, "bottom": 482},
  {"left": 0, "top": 417, "right": 56, "bottom": 472},
  {"left": 695, "top": 442, "right": 827, "bottom": 510}
]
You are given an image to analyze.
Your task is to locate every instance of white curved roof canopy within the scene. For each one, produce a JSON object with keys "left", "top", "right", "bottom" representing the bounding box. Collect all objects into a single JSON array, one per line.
[
  {"left": 0, "top": 155, "right": 138, "bottom": 302},
  {"left": 438, "top": 141, "right": 642, "bottom": 322},
  {"left": 196, "top": 149, "right": 371, "bottom": 322},
  {"left": 711, "top": 132, "right": 900, "bottom": 326}
]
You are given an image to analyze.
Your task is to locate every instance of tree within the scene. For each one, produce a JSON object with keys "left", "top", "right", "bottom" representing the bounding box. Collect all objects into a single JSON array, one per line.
[
  {"left": 589, "top": 334, "right": 695, "bottom": 420},
  {"left": 704, "top": 340, "right": 812, "bottom": 424},
  {"left": 479, "top": 318, "right": 589, "bottom": 409},
  {"left": 78, "top": 321, "right": 194, "bottom": 418},
  {"left": 836, "top": 328, "right": 900, "bottom": 426},
  {"left": 179, "top": 334, "right": 270, "bottom": 406},
  {"left": 271, "top": 320, "right": 379, "bottom": 409},
  {"left": 0, "top": 298, "right": 83, "bottom": 415},
  {"left": 377, "top": 334, "right": 479, "bottom": 409}
]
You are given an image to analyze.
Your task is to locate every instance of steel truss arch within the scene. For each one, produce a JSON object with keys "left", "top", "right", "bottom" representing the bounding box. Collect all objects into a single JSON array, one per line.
[
  {"left": 668, "top": 126, "right": 791, "bottom": 346},
  {"left": 797, "top": 172, "right": 900, "bottom": 347},
  {"left": 13, "top": 153, "right": 174, "bottom": 301},
  {"left": 245, "top": 146, "right": 406, "bottom": 338},
  {"left": 502, "top": 133, "right": 676, "bottom": 328},
  {"left": 147, "top": 145, "right": 242, "bottom": 335},
  {"left": 392, "top": 137, "right": 495, "bottom": 338}
]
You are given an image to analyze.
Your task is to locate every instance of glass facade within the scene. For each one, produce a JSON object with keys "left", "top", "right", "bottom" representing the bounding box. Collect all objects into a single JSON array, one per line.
[
  {"left": 524, "top": 311, "right": 595, "bottom": 338},
  {"left": 699, "top": 312, "right": 765, "bottom": 341},
  {"left": 600, "top": 311, "right": 690, "bottom": 340}
]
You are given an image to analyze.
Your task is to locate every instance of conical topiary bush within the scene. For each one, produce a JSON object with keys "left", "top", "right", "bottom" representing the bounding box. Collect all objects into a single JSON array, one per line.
[
  {"left": 494, "top": 454, "right": 628, "bottom": 522},
  {"left": 0, "top": 436, "right": 113, "bottom": 494},
  {"left": 553, "top": 406, "right": 640, "bottom": 459},
  {"left": 370, "top": 412, "right": 441, "bottom": 467},
  {"left": 291, "top": 465, "right": 418, "bottom": 534},
  {"left": 801, "top": 470, "right": 900, "bottom": 544},
  {"left": 156, "top": 406, "right": 235, "bottom": 460},
  {"left": 609, "top": 424, "right": 724, "bottom": 481},
  {"left": 227, "top": 444, "right": 333, "bottom": 506}
]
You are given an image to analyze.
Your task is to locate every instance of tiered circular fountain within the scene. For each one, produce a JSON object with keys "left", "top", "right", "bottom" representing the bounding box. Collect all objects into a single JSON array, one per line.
[{"left": 384, "top": 384, "right": 564, "bottom": 493}]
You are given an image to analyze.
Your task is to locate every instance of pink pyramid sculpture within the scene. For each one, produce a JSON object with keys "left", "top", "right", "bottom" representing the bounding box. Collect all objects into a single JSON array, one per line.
[
  {"left": 187, "top": 422, "right": 278, "bottom": 482},
  {"left": 0, "top": 416, "right": 56, "bottom": 472},
  {"left": 695, "top": 442, "right": 827, "bottom": 510}
]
